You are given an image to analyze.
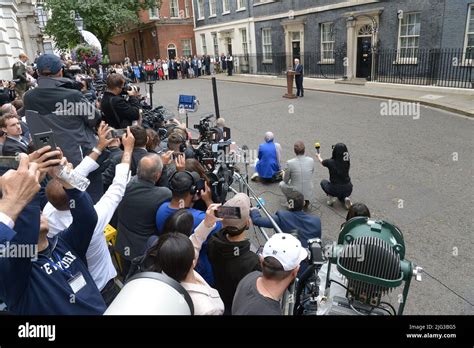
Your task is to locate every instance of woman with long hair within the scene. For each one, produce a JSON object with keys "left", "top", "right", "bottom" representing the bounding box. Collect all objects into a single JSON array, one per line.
[{"left": 315, "top": 142, "right": 353, "bottom": 209}]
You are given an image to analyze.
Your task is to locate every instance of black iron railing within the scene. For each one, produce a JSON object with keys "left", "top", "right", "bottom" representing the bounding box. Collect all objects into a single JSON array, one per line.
[{"left": 376, "top": 48, "right": 473, "bottom": 89}]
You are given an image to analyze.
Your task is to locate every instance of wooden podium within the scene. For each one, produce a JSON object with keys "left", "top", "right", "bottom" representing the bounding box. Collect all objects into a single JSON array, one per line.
[{"left": 283, "top": 70, "right": 297, "bottom": 99}]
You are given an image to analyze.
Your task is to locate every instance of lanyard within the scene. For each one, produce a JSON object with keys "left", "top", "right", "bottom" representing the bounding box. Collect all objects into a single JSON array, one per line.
[{"left": 48, "top": 251, "right": 74, "bottom": 278}]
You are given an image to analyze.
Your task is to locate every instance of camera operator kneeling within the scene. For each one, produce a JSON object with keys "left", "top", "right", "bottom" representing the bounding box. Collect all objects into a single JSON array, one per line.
[
  {"left": 101, "top": 74, "right": 140, "bottom": 129},
  {"left": 232, "top": 233, "right": 307, "bottom": 315}
]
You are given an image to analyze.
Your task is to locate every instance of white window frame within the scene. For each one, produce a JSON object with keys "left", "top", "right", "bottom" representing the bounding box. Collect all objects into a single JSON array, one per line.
[
  {"left": 463, "top": 4, "right": 474, "bottom": 65},
  {"left": 241, "top": 28, "right": 248, "bottom": 56},
  {"left": 320, "top": 22, "right": 335, "bottom": 64},
  {"left": 36, "top": 6, "right": 48, "bottom": 28},
  {"left": 197, "top": 0, "right": 205, "bottom": 20},
  {"left": 149, "top": 6, "right": 160, "bottom": 19},
  {"left": 170, "top": 0, "right": 180, "bottom": 18},
  {"left": 201, "top": 34, "right": 207, "bottom": 55},
  {"left": 212, "top": 33, "right": 219, "bottom": 56},
  {"left": 237, "top": 0, "right": 246, "bottom": 11},
  {"left": 185, "top": 0, "right": 190, "bottom": 18},
  {"left": 396, "top": 12, "right": 421, "bottom": 65},
  {"left": 253, "top": 0, "right": 274, "bottom": 6},
  {"left": 209, "top": 0, "right": 217, "bottom": 17},
  {"left": 262, "top": 28, "right": 272, "bottom": 63},
  {"left": 182, "top": 39, "right": 192, "bottom": 56},
  {"left": 222, "top": 0, "right": 230, "bottom": 14}
]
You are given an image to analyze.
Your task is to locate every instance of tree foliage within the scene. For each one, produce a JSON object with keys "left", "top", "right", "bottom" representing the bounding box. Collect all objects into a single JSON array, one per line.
[{"left": 43, "top": 0, "right": 161, "bottom": 53}]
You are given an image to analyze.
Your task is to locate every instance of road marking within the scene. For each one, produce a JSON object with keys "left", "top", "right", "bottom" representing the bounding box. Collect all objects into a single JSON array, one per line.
[{"left": 420, "top": 94, "right": 445, "bottom": 100}]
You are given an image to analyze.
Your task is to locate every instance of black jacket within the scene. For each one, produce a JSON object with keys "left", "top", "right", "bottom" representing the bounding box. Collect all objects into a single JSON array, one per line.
[
  {"left": 101, "top": 147, "right": 124, "bottom": 190},
  {"left": 116, "top": 177, "right": 172, "bottom": 260},
  {"left": 2, "top": 136, "right": 29, "bottom": 156},
  {"left": 100, "top": 92, "right": 140, "bottom": 129},
  {"left": 23, "top": 76, "right": 101, "bottom": 166},
  {"left": 208, "top": 229, "right": 261, "bottom": 314}
]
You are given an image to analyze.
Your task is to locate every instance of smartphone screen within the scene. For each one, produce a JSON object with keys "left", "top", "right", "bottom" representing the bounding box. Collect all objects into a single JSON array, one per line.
[
  {"left": 111, "top": 129, "right": 126, "bottom": 138},
  {"left": 215, "top": 206, "right": 241, "bottom": 219}
]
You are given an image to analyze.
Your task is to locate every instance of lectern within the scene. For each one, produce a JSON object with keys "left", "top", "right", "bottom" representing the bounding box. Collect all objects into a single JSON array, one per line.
[{"left": 283, "top": 70, "right": 297, "bottom": 99}]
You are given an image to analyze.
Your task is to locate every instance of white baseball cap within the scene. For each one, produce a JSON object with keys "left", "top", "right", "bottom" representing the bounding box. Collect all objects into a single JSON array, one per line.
[{"left": 262, "top": 233, "right": 308, "bottom": 271}]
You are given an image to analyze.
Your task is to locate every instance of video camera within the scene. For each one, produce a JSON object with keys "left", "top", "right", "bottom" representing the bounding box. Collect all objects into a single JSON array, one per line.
[
  {"left": 193, "top": 114, "right": 217, "bottom": 142},
  {"left": 191, "top": 114, "right": 235, "bottom": 203}
]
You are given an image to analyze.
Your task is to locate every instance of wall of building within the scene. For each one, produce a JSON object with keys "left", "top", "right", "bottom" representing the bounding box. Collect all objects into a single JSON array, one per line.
[
  {"left": 441, "top": 0, "right": 473, "bottom": 48},
  {"left": 108, "top": 0, "right": 195, "bottom": 63}
]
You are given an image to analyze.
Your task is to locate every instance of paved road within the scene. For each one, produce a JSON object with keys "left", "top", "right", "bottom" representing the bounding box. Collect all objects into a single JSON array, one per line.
[{"left": 141, "top": 78, "right": 474, "bottom": 315}]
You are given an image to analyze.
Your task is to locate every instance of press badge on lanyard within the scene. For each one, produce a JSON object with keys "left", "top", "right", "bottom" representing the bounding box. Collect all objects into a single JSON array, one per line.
[{"left": 68, "top": 272, "right": 87, "bottom": 294}]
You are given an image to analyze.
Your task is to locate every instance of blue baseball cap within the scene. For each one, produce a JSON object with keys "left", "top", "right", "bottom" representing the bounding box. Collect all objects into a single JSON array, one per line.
[{"left": 36, "top": 54, "right": 64, "bottom": 75}]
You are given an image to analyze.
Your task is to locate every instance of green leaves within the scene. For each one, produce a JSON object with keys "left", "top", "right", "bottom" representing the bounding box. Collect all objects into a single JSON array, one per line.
[{"left": 43, "top": 0, "right": 162, "bottom": 53}]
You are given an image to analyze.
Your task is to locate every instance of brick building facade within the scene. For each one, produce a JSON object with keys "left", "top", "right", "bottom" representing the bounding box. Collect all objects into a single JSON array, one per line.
[{"left": 108, "top": 0, "right": 196, "bottom": 63}]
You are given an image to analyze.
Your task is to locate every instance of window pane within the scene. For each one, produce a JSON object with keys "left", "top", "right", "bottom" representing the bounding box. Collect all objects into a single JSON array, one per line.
[{"left": 468, "top": 34, "right": 474, "bottom": 47}]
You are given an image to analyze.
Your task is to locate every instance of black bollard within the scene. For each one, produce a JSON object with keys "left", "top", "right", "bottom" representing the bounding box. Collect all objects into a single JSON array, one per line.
[{"left": 212, "top": 77, "right": 220, "bottom": 119}]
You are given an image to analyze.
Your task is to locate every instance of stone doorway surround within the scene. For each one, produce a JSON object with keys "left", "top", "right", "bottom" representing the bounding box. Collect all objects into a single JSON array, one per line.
[
  {"left": 343, "top": 7, "right": 383, "bottom": 81},
  {"left": 281, "top": 17, "right": 305, "bottom": 70}
]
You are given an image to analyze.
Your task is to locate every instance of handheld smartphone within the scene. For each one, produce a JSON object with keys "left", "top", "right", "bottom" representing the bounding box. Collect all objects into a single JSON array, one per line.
[
  {"left": 172, "top": 152, "right": 184, "bottom": 160},
  {"left": 32, "top": 131, "right": 57, "bottom": 151},
  {"left": 214, "top": 206, "right": 241, "bottom": 219},
  {"left": 111, "top": 129, "right": 127, "bottom": 138},
  {"left": 0, "top": 156, "right": 20, "bottom": 171},
  {"left": 195, "top": 178, "right": 205, "bottom": 193}
]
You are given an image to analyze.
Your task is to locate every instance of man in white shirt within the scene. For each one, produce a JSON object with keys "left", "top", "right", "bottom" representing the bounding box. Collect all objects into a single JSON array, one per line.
[{"left": 42, "top": 122, "right": 134, "bottom": 305}]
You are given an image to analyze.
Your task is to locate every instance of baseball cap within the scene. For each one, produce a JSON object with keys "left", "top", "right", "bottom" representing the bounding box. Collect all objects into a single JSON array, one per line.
[
  {"left": 262, "top": 233, "right": 308, "bottom": 271},
  {"left": 222, "top": 193, "right": 250, "bottom": 230},
  {"left": 36, "top": 54, "right": 64, "bottom": 75}
]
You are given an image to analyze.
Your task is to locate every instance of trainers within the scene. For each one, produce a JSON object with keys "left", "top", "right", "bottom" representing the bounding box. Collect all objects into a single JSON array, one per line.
[
  {"left": 344, "top": 197, "right": 352, "bottom": 210},
  {"left": 326, "top": 196, "right": 337, "bottom": 206},
  {"left": 251, "top": 173, "right": 259, "bottom": 182}
]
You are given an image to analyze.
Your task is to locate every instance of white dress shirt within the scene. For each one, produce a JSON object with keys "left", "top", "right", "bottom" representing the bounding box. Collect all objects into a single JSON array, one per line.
[{"left": 43, "top": 156, "right": 130, "bottom": 291}]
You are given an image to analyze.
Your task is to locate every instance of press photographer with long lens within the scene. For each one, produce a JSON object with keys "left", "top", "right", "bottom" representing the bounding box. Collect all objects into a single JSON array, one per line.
[{"left": 100, "top": 73, "right": 141, "bottom": 129}]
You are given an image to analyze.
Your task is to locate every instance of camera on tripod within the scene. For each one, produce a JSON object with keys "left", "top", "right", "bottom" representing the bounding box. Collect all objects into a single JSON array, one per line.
[{"left": 193, "top": 114, "right": 217, "bottom": 141}]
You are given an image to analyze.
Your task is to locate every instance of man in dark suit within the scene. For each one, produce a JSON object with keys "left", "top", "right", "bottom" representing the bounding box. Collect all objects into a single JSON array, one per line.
[
  {"left": 294, "top": 58, "right": 304, "bottom": 97},
  {"left": 0, "top": 114, "right": 29, "bottom": 156},
  {"left": 115, "top": 154, "right": 171, "bottom": 276},
  {"left": 250, "top": 191, "right": 321, "bottom": 249}
]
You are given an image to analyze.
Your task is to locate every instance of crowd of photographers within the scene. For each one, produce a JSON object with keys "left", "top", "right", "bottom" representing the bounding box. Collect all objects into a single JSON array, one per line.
[{"left": 0, "top": 52, "right": 370, "bottom": 316}]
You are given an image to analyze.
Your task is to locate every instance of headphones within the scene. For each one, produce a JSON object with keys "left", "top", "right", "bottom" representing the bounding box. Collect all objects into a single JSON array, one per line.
[{"left": 169, "top": 170, "right": 205, "bottom": 195}]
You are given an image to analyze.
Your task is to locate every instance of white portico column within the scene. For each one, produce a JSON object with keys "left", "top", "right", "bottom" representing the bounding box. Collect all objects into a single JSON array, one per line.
[
  {"left": 0, "top": 6, "right": 14, "bottom": 80},
  {"left": 345, "top": 17, "right": 356, "bottom": 80}
]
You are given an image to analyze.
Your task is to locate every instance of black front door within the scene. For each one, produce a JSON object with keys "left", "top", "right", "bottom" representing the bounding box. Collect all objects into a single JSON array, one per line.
[
  {"left": 227, "top": 39, "right": 233, "bottom": 56},
  {"left": 168, "top": 49, "right": 176, "bottom": 60},
  {"left": 357, "top": 37, "right": 372, "bottom": 79},
  {"left": 292, "top": 41, "right": 301, "bottom": 61}
]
